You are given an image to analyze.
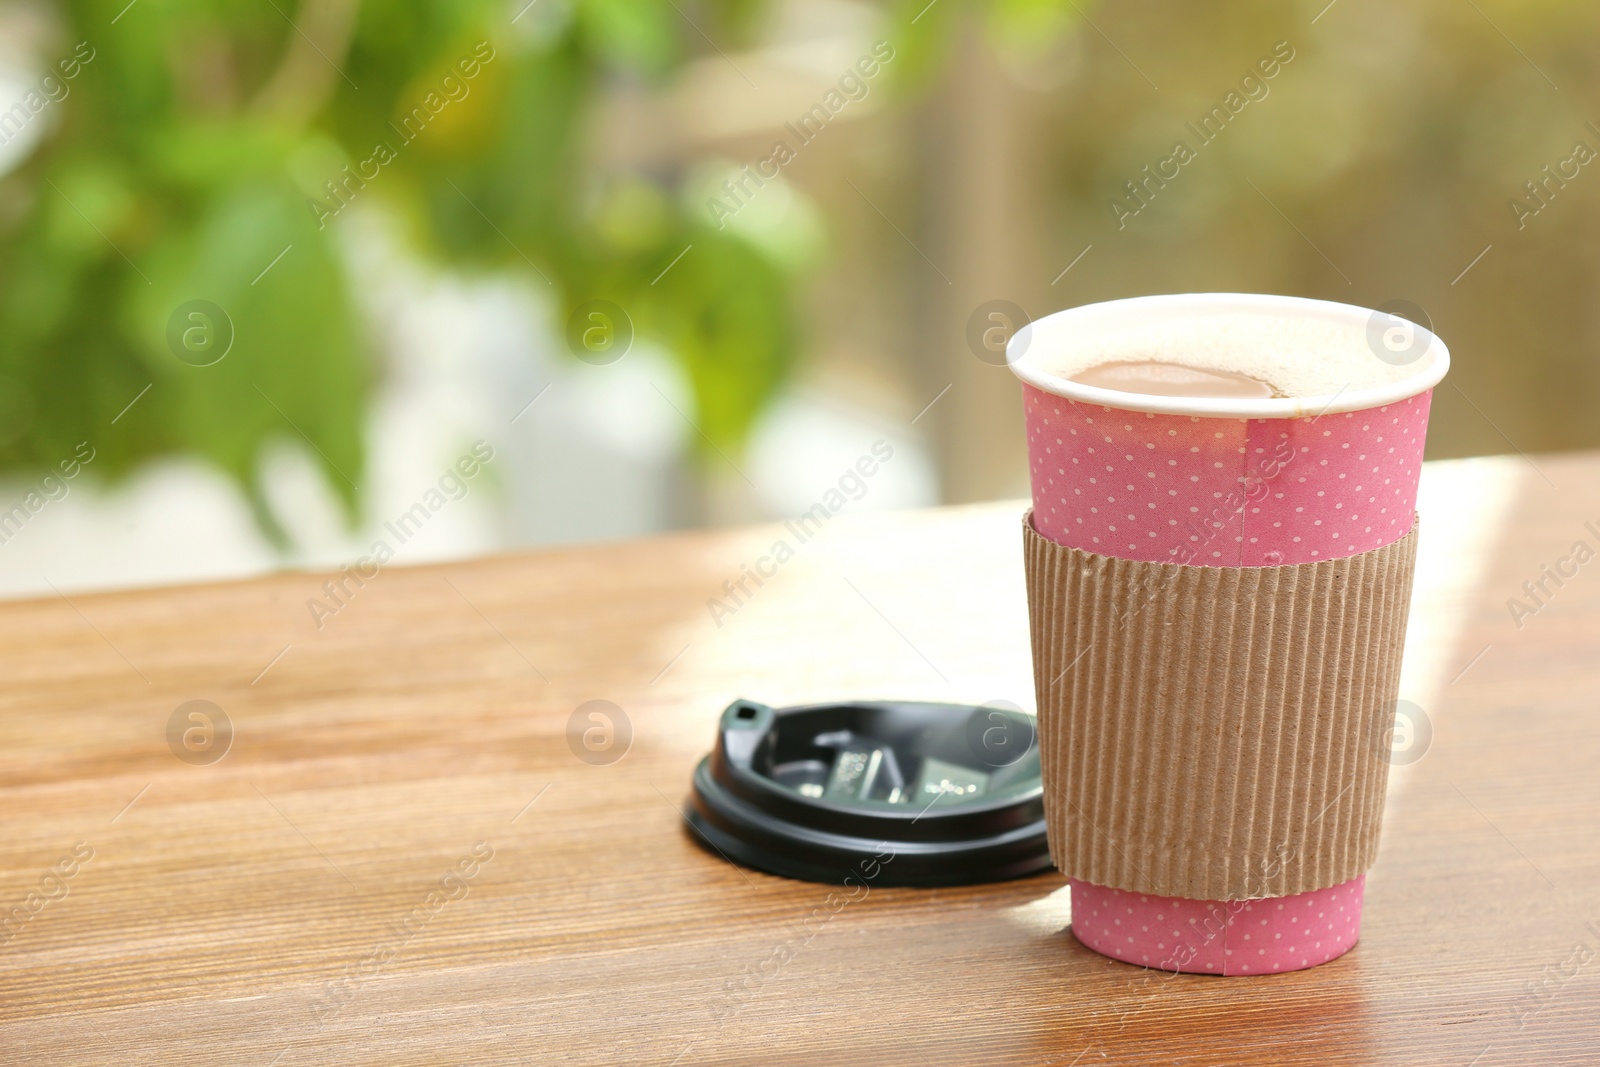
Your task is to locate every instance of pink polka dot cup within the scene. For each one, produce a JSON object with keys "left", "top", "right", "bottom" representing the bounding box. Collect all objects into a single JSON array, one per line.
[{"left": 1008, "top": 293, "right": 1449, "bottom": 975}]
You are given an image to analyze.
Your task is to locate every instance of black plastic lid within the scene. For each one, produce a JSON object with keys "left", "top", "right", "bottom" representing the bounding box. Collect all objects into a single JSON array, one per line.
[{"left": 684, "top": 698, "right": 1051, "bottom": 887}]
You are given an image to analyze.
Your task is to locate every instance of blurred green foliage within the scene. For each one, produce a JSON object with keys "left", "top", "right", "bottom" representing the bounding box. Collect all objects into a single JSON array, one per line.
[
  {"left": 0, "top": 0, "right": 1102, "bottom": 540},
  {"left": 0, "top": 0, "right": 796, "bottom": 537},
  {"left": 17, "top": 0, "right": 1583, "bottom": 541}
]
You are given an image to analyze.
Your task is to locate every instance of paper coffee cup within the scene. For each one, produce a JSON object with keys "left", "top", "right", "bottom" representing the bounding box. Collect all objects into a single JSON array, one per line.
[{"left": 1008, "top": 293, "right": 1448, "bottom": 974}]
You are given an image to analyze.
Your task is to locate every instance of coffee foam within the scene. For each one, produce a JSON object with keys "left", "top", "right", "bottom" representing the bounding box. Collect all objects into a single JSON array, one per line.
[{"left": 1028, "top": 306, "right": 1422, "bottom": 401}]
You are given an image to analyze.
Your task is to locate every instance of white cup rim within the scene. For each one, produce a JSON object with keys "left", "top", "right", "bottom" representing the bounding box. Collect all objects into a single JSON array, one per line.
[{"left": 1006, "top": 292, "right": 1450, "bottom": 419}]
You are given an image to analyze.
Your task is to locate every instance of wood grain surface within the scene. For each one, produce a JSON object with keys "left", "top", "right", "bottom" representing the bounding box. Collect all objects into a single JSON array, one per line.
[{"left": 1, "top": 452, "right": 1597, "bottom": 1066}]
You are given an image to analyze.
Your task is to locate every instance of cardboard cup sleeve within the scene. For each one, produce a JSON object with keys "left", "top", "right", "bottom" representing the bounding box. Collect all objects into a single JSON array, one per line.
[{"left": 1023, "top": 513, "right": 1418, "bottom": 902}]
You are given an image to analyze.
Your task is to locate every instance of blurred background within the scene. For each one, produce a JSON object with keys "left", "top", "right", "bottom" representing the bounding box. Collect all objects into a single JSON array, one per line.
[{"left": 0, "top": 0, "right": 1593, "bottom": 597}]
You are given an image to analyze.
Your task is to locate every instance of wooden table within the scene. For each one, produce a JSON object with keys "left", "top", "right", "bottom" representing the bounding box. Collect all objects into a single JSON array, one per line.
[{"left": 2, "top": 452, "right": 1597, "bottom": 1066}]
